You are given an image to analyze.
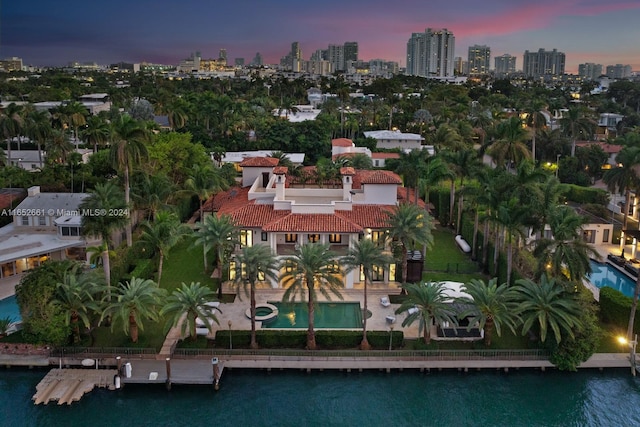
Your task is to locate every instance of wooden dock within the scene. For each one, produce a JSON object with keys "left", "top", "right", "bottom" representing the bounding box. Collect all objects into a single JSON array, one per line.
[{"left": 32, "top": 369, "right": 117, "bottom": 405}]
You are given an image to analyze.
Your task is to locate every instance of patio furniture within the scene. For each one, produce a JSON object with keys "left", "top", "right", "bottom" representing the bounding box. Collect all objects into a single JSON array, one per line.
[
  {"left": 385, "top": 315, "right": 396, "bottom": 324},
  {"left": 380, "top": 296, "right": 391, "bottom": 307}
]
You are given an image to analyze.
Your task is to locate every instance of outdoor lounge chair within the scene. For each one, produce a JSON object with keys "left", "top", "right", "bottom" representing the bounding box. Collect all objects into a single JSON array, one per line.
[
  {"left": 380, "top": 296, "right": 391, "bottom": 307},
  {"left": 386, "top": 315, "right": 396, "bottom": 324},
  {"left": 407, "top": 307, "right": 419, "bottom": 315}
]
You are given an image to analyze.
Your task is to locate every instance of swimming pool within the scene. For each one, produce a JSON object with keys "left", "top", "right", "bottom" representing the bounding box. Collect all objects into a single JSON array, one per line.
[
  {"left": 262, "top": 302, "right": 362, "bottom": 329},
  {"left": 0, "top": 295, "right": 21, "bottom": 323},
  {"left": 588, "top": 260, "right": 636, "bottom": 298}
]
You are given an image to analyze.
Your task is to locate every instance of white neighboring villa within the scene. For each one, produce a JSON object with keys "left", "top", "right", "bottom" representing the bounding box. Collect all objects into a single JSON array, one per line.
[
  {"left": 364, "top": 130, "right": 430, "bottom": 153},
  {"left": 0, "top": 186, "right": 95, "bottom": 283}
]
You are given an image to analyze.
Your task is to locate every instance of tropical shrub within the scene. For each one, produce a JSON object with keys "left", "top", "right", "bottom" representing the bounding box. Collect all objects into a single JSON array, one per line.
[{"left": 599, "top": 287, "right": 640, "bottom": 332}]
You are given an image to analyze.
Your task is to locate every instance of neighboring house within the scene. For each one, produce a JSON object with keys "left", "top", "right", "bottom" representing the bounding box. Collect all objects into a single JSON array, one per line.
[
  {"left": 0, "top": 186, "right": 95, "bottom": 282},
  {"left": 371, "top": 152, "right": 400, "bottom": 168},
  {"left": 7, "top": 149, "right": 93, "bottom": 171},
  {"left": 272, "top": 105, "right": 322, "bottom": 122},
  {"left": 363, "top": 130, "right": 426, "bottom": 152},
  {"left": 597, "top": 113, "right": 624, "bottom": 140},
  {"left": 574, "top": 141, "right": 622, "bottom": 167},
  {"left": 217, "top": 151, "right": 305, "bottom": 172},
  {"left": 203, "top": 156, "right": 427, "bottom": 288},
  {"left": 331, "top": 138, "right": 372, "bottom": 160}
]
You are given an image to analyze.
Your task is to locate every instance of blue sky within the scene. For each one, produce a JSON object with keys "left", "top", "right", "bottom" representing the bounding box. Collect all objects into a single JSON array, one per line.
[{"left": 3, "top": 0, "right": 639, "bottom": 72}]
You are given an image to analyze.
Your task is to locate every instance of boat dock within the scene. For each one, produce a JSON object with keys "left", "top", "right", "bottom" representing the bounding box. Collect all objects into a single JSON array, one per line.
[{"left": 32, "top": 368, "right": 117, "bottom": 405}]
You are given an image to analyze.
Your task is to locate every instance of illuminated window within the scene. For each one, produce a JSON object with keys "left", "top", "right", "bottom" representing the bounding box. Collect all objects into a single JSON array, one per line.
[
  {"left": 389, "top": 264, "right": 396, "bottom": 282},
  {"left": 371, "top": 231, "right": 386, "bottom": 247},
  {"left": 371, "top": 265, "right": 384, "bottom": 281},
  {"left": 329, "top": 234, "right": 342, "bottom": 243},
  {"left": 285, "top": 233, "right": 298, "bottom": 243},
  {"left": 308, "top": 234, "right": 320, "bottom": 243},
  {"left": 240, "top": 230, "right": 253, "bottom": 247}
]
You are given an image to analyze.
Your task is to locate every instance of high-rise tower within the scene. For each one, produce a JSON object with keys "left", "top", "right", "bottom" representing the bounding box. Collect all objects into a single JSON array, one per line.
[
  {"left": 406, "top": 28, "right": 455, "bottom": 78},
  {"left": 467, "top": 45, "right": 490, "bottom": 75}
]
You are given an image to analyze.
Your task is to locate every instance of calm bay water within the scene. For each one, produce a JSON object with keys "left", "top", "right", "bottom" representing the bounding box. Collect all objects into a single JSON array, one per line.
[{"left": 2, "top": 368, "right": 640, "bottom": 427}]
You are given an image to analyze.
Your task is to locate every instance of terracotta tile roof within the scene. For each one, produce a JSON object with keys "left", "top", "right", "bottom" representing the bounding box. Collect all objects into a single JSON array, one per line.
[
  {"left": 353, "top": 170, "right": 402, "bottom": 188},
  {"left": 396, "top": 187, "right": 427, "bottom": 209},
  {"left": 340, "top": 167, "right": 356, "bottom": 176},
  {"left": 228, "top": 204, "right": 290, "bottom": 227},
  {"left": 240, "top": 156, "right": 279, "bottom": 167},
  {"left": 331, "top": 138, "right": 354, "bottom": 147},
  {"left": 273, "top": 166, "right": 288, "bottom": 174},
  {"left": 202, "top": 186, "right": 251, "bottom": 213},
  {"left": 336, "top": 205, "right": 394, "bottom": 229},
  {"left": 263, "top": 213, "right": 363, "bottom": 233},
  {"left": 575, "top": 141, "right": 623, "bottom": 154}
]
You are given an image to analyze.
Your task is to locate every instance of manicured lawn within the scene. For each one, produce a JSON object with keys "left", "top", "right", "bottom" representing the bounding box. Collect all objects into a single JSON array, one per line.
[
  {"left": 161, "top": 238, "right": 217, "bottom": 293},
  {"left": 423, "top": 226, "right": 487, "bottom": 283},
  {"left": 598, "top": 323, "right": 627, "bottom": 353},
  {"left": 403, "top": 329, "right": 534, "bottom": 351}
]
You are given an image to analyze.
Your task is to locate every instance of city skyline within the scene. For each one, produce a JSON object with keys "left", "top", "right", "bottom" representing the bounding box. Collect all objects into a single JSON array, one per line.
[{"left": 3, "top": 0, "right": 639, "bottom": 72}]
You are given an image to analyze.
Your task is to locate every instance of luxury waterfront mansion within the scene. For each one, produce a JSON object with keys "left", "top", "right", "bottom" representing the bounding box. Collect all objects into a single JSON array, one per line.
[
  {"left": 0, "top": 186, "right": 95, "bottom": 283},
  {"left": 203, "top": 155, "right": 425, "bottom": 289}
]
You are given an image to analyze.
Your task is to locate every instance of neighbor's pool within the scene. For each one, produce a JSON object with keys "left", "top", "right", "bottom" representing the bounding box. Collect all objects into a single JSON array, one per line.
[
  {"left": 0, "top": 295, "right": 21, "bottom": 323},
  {"left": 588, "top": 260, "right": 635, "bottom": 298},
  {"left": 262, "top": 302, "right": 362, "bottom": 329}
]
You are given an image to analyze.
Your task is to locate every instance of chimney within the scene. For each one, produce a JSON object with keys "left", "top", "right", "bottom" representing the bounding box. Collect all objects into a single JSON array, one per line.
[
  {"left": 341, "top": 167, "right": 355, "bottom": 201},
  {"left": 27, "top": 186, "right": 41, "bottom": 197}
]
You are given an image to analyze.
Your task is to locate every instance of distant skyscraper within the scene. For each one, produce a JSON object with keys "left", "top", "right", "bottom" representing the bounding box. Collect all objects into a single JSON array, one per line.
[
  {"left": 522, "top": 49, "right": 565, "bottom": 78},
  {"left": 234, "top": 58, "right": 245, "bottom": 67},
  {"left": 291, "top": 42, "right": 302, "bottom": 72},
  {"left": 343, "top": 42, "right": 358, "bottom": 70},
  {"left": 578, "top": 63, "right": 603, "bottom": 80},
  {"left": 406, "top": 28, "right": 455, "bottom": 78},
  {"left": 468, "top": 45, "right": 490, "bottom": 75},
  {"left": 0, "top": 57, "right": 23, "bottom": 72},
  {"left": 219, "top": 49, "right": 227, "bottom": 65},
  {"left": 250, "top": 52, "right": 263, "bottom": 67},
  {"left": 328, "top": 44, "right": 344, "bottom": 72},
  {"left": 606, "top": 64, "right": 632, "bottom": 79},
  {"left": 494, "top": 54, "right": 516, "bottom": 75}
]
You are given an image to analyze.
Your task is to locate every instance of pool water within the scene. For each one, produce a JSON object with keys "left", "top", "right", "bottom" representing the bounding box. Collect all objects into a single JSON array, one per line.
[
  {"left": 0, "top": 295, "right": 21, "bottom": 323},
  {"left": 262, "top": 302, "right": 362, "bottom": 329},
  {"left": 588, "top": 260, "right": 636, "bottom": 298}
]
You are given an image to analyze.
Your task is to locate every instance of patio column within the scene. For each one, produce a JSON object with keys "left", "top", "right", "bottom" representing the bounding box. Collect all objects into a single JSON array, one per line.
[{"left": 633, "top": 238, "right": 638, "bottom": 260}]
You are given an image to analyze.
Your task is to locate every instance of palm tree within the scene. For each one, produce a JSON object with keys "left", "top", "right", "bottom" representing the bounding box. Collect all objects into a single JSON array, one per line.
[
  {"left": 442, "top": 148, "right": 480, "bottom": 232},
  {"left": 493, "top": 197, "right": 529, "bottom": 285},
  {"left": 52, "top": 273, "right": 101, "bottom": 344},
  {"left": 109, "top": 114, "right": 150, "bottom": 247},
  {"left": 488, "top": 116, "right": 531, "bottom": 170},
  {"left": 103, "top": 277, "right": 165, "bottom": 343},
  {"left": 0, "top": 102, "right": 24, "bottom": 163},
  {"left": 532, "top": 205, "right": 599, "bottom": 281},
  {"left": 394, "top": 281, "right": 457, "bottom": 345},
  {"left": 457, "top": 278, "right": 519, "bottom": 346},
  {"left": 137, "top": 211, "right": 192, "bottom": 286},
  {"left": 559, "top": 107, "right": 595, "bottom": 157},
  {"left": 161, "top": 282, "right": 219, "bottom": 341},
  {"left": 389, "top": 150, "right": 427, "bottom": 205},
  {"left": 183, "top": 164, "right": 227, "bottom": 223},
  {"left": 82, "top": 115, "right": 110, "bottom": 153},
  {"left": 131, "top": 172, "right": 175, "bottom": 221},
  {"left": 280, "top": 243, "right": 344, "bottom": 350},
  {"left": 232, "top": 244, "right": 280, "bottom": 349},
  {"left": 79, "top": 182, "right": 129, "bottom": 292},
  {"left": 520, "top": 100, "right": 548, "bottom": 162},
  {"left": 386, "top": 203, "right": 435, "bottom": 284},
  {"left": 514, "top": 275, "right": 582, "bottom": 344},
  {"left": 342, "top": 239, "right": 394, "bottom": 350},
  {"left": 192, "top": 214, "right": 239, "bottom": 298},
  {"left": 603, "top": 146, "right": 640, "bottom": 233},
  {"left": 24, "top": 108, "right": 52, "bottom": 167},
  {"left": 45, "top": 129, "right": 73, "bottom": 164}
]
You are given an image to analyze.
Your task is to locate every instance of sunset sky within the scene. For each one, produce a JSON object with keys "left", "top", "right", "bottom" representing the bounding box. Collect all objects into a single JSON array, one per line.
[{"left": 3, "top": 0, "right": 639, "bottom": 73}]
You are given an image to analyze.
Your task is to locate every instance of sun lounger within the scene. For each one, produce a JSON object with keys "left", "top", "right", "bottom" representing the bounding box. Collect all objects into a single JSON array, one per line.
[
  {"left": 380, "top": 296, "right": 391, "bottom": 307},
  {"left": 407, "top": 307, "right": 419, "bottom": 315},
  {"left": 386, "top": 315, "right": 396, "bottom": 324}
]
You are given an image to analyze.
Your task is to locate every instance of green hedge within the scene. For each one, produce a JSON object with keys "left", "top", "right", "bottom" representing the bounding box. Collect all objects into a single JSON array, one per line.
[
  {"left": 599, "top": 287, "right": 640, "bottom": 332},
  {"left": 559, "top": 184, "right": 609, "bottom": 205},
  {"left": 215, "top": 329, "right": 404, "bottom": 349},
  {"left": 128, "top": 259, "right": 156, "bottom": 281}
]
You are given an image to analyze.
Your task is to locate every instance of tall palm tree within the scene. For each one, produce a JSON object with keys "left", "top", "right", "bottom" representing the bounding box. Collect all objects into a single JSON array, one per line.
[
  {"left": 559, "top": 106, "right": 595, "bottom": 157},
  {"left": 109, "top": 114, "right": 150, "bottom": 247},
  {"left": 24, "top": 108, "right": 52, "bottom": 167},
  {"left": 52, "top": 273, "right": 101, "bottom": 344},
  {"left": 389, "top": 150, "right": 428, "bottom": 205},
  {"left": 603, "top": 146, "right": 640, "bottom": 233},
  {"left": 488, "top": 116, "right": 531, "bottom": 170},
  {"left": 520, "top": 99, "right": 548, "bottom": 162},
  {"left": 137, "top": 211, "right": 192, "bottom": 286},
  {"left": 0, "top": 102, "right": 24, "bottom": 163},
  {"left": 192, "top": 214, "right": 239, "bottom": 298},
  {"left": 457, "top": 278, "right": 519, "bottom": 346},
  {"left": 532, "top": 205, "right": 599, "bottom": 281},
  {"left": 394, "top": 281, "right": 457, "bottom": 345},
  {"left": 161, "top": 282, "right": 219, "bottom": 341},
  {"left": 442, "top": 148, "right": 480, "bottom": 232},
  {"left": 514, "top": 275, "right": 582, "bottom": 344},
  {"left": 45, "top": 129, "right": 73, "bottom": 164},
  {"left": 280, "top": 243, "right": 344, "bottom": 350},
  {"left": 386, "top": 203, "right": 435, "bottom": 284},
  {"left": 493, "top": 197, "right": 528, "bottom": 285},
  {"left": 103, "top": 277, "right": 165, "bottom": 343},
  {"left": 82, "top": 115, "right": 110, "bottom": 153},
  {"left": 131, "top": 172, "right": 175, "bottom": 221},
  {"left": 232, "top": 244, "right": 280, "bottom": 349},
  {"left": 183, "top": 164, "right": 227, "bottom": 223},
  {"left": 79, "top": 182, "right": 129, "bottom": 292},
  {"left": 343, "top": 238, "right": 394, "bottom": 350}
]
